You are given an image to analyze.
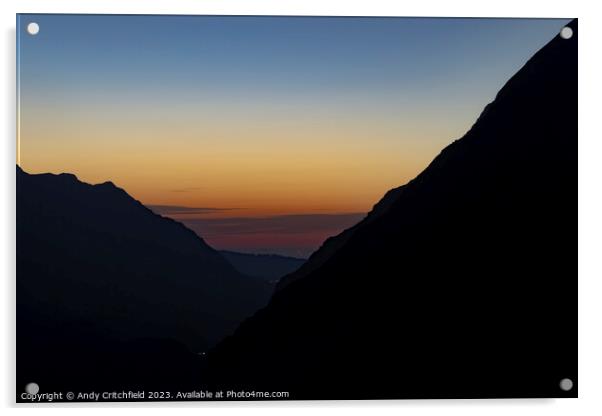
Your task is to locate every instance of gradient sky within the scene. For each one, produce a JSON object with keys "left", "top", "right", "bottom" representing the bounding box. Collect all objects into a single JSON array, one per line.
[{"left": 17, "top": 15, "right": 570, "bottom": 257}]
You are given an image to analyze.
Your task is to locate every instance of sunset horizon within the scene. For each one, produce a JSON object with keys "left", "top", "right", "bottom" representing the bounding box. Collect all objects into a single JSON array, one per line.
[
  {"left": 17, "top": 15, "right": 570, "bottom": 256},
  {"left": 16, "top": 14, "right": 578, "bottom": 401}
]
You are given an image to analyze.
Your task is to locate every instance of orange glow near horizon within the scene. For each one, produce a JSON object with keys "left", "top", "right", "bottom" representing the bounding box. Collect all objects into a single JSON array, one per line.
[
  {"left": 18, "top": 107, "right": 453, "bottom": 219},
  {"left": 17, "top": 15, "right": 569, "bottom": 256}
]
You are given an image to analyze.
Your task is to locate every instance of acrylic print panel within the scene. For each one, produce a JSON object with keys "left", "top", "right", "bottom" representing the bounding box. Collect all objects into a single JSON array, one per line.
[{"left": 16, "top": 14, "right": 577, "bottom": 402}]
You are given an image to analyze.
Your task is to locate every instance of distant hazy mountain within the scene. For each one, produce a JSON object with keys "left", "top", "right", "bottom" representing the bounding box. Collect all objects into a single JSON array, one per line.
[
  {"left": 17, "top": 167, "right": 272, "bottom": 390},
  {"left": 208, "top": 20, "right": 578, "bottom": 399},
  {"left": 220, "top": 250, "right": 306, "bottom": 283}
]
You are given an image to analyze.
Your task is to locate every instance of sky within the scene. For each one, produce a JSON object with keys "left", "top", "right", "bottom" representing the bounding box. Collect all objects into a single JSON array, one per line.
[{"left": 17, "top": 15, "right": 570, "bottom": 257}]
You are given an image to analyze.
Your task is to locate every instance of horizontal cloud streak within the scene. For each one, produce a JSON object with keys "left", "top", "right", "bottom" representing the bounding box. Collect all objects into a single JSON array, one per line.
[
  {"left": 181, "top": 213, "right": 365, "bottom": 236},
  {"left": 174, "top": 213, "right": 366, "bottom": 258},
  {"left": 147, "top": 205, "right": 240, "bottom": 215},
  {"left": 169, "top": 187, "right": 204, "bottom": 193}
]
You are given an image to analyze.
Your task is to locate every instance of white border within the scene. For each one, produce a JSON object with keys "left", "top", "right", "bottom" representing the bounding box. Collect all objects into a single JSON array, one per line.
[{"left": 2, "top": 1, "right": 601, "bottom": 414}]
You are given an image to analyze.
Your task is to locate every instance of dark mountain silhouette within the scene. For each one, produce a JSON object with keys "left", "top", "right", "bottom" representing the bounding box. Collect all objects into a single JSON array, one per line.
[
  {"left": 219, "top": 250, "right": 306, "bottom": 283},
  {"left": 17, "top": 167, "right": 272, "bottom": 391},
  {"left": 207, "top": 20, "right": 577, "bottom": 399},
  {"left": 276, "top": 185, "right": 401, "bottom": 291}
]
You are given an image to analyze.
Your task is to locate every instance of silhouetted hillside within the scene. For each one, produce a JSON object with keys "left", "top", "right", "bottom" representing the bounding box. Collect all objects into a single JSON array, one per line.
[
  {"left": 220, "top": 251, "right": 306, "bottom": 283},
  {"left": 208, "top": 20, "right": 577, "bottom": 399},
  {"left": 17, "top": 168, "right": 272, "bottom": 391},
  {"left": 276, "top": 184, "right": 402, "bottom": 291}
]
